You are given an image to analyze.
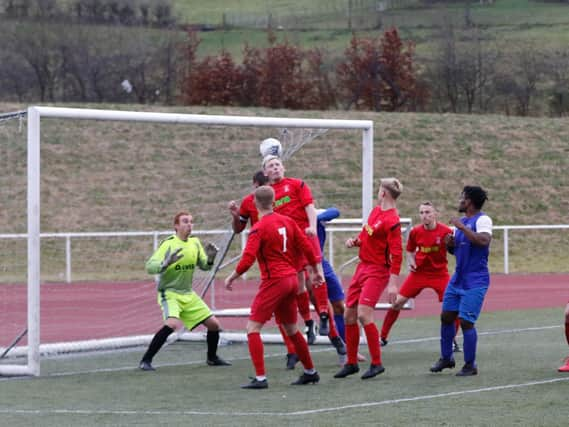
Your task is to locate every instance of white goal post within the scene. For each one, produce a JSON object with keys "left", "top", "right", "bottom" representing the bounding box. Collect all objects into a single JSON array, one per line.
[{"left": 0, "top": 106, "right": 375, "bottom": 377}]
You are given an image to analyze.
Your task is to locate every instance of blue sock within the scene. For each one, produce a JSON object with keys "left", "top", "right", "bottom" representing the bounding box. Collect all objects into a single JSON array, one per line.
[
  {"left": 462, "top": 327, "right": 477, "bottom": 366},
  {"left": 441, "top": 323, "right": 455, "bottom": 360},
  {"left": 334, "top": 314, "right": 345, "bottom": 342}
]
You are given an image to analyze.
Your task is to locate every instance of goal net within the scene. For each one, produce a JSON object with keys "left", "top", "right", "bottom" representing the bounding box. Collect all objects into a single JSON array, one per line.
[{"left": 0, "top": 106, "right": 380, "bottom": 376}]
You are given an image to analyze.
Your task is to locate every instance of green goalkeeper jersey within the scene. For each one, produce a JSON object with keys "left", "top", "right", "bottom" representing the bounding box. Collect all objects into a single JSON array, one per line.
[{"left": 146, "top": 234, "right": 212, "bottom": 294}]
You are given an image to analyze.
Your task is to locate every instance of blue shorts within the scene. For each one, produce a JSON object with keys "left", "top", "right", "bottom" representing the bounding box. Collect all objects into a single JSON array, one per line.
[
  {"left": 442, "top": 285, "right": 488, "bottom": 324},
  {"left": 323, "top": 259, "right": 345, "bottom": 303}
]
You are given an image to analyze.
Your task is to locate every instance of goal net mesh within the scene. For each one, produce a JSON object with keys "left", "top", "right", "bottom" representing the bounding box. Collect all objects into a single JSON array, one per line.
[{"left": 0, "top": 108, "right": 369, "bottom": 365}]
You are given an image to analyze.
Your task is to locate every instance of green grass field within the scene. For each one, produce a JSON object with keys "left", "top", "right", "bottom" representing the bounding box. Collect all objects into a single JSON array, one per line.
[{"left": 1, "top": 307, "right": 567, "bottom": 426}]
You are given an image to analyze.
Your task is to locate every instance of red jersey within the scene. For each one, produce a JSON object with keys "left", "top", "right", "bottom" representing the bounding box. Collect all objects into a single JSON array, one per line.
[
  {"left": 407, "top": 222, "right": 452, "bottom": 274},
  {"left": 271, "top": 177, "right": 313, "bottom": 229},
  {"left": 238, "top": 193, "right": 260, "bottom": 226},
  {"left": 236, "top": 212, "right": 321, "bottom": 280},
  {"left": 357, "top": 206, "right": 402, "bottom": 275}
]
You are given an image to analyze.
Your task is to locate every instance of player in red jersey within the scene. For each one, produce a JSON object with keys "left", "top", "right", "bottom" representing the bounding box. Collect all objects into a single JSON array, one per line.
[
  {"left": 559, "top": 302, "right": 569, "bottom": 372},
  {"left": 263, "top": 155, "right": 335, "bottom": 342},
  {"left": 228, "top": 170, "right": 268, "bottom": 233},
  {"left": 380, "top": 201, "right": 460, "bottom": 349},
  {"left": 225, "top": 186, "right": 323, "bottom": 389},
  {"left": 334, "top": 178, "right": 403, "bottom": 380},
  {"left": 228, "top": 170, "right": 305, "bottom": 369}
]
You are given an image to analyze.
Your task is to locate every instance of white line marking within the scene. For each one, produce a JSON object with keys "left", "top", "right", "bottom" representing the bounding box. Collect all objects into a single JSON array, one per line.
[
  {"left": 1, "top": 377, "right": 568, "bottom": 417},
  {"left": 0, "top": 324, "right": 561, "bottom": 381}
]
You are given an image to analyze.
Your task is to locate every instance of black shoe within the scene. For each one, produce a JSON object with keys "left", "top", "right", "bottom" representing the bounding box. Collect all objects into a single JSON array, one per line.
[
  {"left": 207, "top": 356, "right": 232, "bottom": 366},
  {"left": 361, "top": 363, "right": 385, "bottom": 380},
  {"left": 286, "top": 353, "right": 299, "bottom": 370},
  {"left": 453, "top": 339, "right": 462, "bottom": 353},
  {"left": 291, "top": 371, "right": 320, "bottom": 385},
  {"left": 240, "top": 377, "right": 268, "bottom": 389},
  {"left": 334, "top": 363, "right": 359, "bottom": 378},
  {"left": 139, "top": 360, "right": 155, "bottom": 371},
  {"left": 305, "top": 320, "right": 316, "bottom": 345},
  {"left": 456, "top": 363, "right": 478, "bottom": 376},
  {"left": 319, "top": 313, "right": 329, "bottom": 336},
  {"left": 380, "top": 338, "right": 389, "bottom": 347},
  {"left": 330, "top": 336, "right": 347, "bottom": 355},
  {"left": 430, "top": 358, "right": 456, "bottom": 372}
]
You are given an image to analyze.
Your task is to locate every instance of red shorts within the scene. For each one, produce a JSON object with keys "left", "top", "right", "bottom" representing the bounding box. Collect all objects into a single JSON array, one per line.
[
  {"left": 249, "top": 274, "right": 299, "bottom": 324},
  {"left": 346, "top": 262, "right": 390, "bottom": 308},
  {"left": 294, "top": 234, "right": 322, "bottom": 272},
  {"left": 399, "top": 271, "right": 450, "bottom": 302}
]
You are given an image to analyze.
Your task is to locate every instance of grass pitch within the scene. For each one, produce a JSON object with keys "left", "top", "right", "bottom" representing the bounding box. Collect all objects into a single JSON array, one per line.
[{"left": 1, "top": 307, "right": 567, "bottom": 426}]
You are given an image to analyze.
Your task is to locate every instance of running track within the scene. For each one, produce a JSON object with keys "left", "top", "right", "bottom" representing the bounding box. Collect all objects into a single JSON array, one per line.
[{"left": 1, "top": 274, "right": 567, "bottom": 347}]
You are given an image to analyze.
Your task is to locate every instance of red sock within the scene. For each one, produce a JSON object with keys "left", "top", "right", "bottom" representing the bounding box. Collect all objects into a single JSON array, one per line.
[
  {"left": 289, "top": 331, "right": 314, "bottom": 370},
  {"left": 565, "top": 322, "right": 569, "bottom": 346},
  {"left": 454, "top": 318, "right": 461, "bottom": 336},
  {"left": 312, "top": 283, "right": 329, "bottom": 315},
  {"left": 297, "top": 291, "right": 311, "bottom": 322},
  {"left": 363, "top": 323, "right": 382, "bottom": 365},
  {"left": 278, "top": 324, "right": 296, "bottom": 354},
  {"left": 327, "top": 305, "right": 339, "bottom": 338},
  {"left": 247, "top": 332, "right": 265, "bottom": 377},
  {"left": 346, "top": 323, "right": 360, "bottom": 365},
  {"left": 380, "top": 308, "right": 400, "bottom": 340}
]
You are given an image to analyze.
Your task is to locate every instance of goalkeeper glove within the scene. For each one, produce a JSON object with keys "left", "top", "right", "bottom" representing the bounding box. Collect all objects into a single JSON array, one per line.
[
  {"left": 205, "top": 243, "right": 219, "bottom": 264},
  {"left": 160, "top": 247, "right": 183, "bottom": 272}
]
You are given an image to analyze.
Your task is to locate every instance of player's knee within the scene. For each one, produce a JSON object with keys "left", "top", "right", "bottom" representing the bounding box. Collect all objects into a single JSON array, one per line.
[
  {"left": 205, "top": 316, "right": 222, "bottom": 331},
  {"left": 440, "top": 311, "right": 457, "bottom": 325},
  {"left": 332, "top": 300, "right": 345, "bottom": 315},
  {"left": 392, "top": 296, "right": 407, "bottom": 311},
  {"left": 460, "top": 319, "right": 474, "bottom": 330}
]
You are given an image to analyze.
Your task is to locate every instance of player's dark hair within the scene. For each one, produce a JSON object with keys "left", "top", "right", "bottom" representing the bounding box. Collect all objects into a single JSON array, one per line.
[
  {"left": 253, "top": 170, "right": 268, "bottom": 186},
  {"left": 462, "top": 186, "right": 488, "bottom": 210}
]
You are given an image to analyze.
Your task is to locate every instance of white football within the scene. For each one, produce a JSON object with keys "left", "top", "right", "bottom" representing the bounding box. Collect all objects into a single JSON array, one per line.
[{"left": 259, "top": 138, "right": 283, "bottom": 158}]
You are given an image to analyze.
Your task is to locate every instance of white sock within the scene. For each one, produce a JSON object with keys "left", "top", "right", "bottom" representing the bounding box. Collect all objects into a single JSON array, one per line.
[
  {"left": 304, "top": 368, "right": 316, "bottom": 375},
  {"left": 256, "top": 375, "right": 267, "bottom": 381}
]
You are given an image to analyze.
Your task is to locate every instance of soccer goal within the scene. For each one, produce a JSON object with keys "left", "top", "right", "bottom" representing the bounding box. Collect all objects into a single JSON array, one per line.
[{"left": 0, "top": 106, "right": 384, "bottom": 376}]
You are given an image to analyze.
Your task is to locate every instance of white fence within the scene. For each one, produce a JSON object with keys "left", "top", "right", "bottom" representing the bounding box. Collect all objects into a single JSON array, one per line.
[{"left": 1, "top": 222, "right": 568, "bottom": 282}]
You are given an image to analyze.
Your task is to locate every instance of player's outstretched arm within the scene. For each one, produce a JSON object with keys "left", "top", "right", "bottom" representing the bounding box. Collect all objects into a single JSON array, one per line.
[{"left": 228, "top": 200, "right": 246, "bottom": 234}]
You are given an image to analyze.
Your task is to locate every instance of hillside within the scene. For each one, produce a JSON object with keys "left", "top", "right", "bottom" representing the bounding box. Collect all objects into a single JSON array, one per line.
[{"left": 1, "top": 104, "right": 568, "bottom": 276}]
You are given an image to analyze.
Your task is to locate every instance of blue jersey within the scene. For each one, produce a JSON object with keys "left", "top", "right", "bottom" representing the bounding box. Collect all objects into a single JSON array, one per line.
[
  {"left": 448, "top": 212, "right": 491, "bottom": 290},
  {"left": 317, "top": 207, "right": 340, "bottom": 277},
  {"left": 317, "top": 207, "right": 345, "bottom": 303}
]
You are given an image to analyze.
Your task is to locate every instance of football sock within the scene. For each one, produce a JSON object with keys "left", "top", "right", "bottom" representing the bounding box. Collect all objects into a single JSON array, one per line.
[
  {"left": 141, "top": 325, "right": 174, "bottom": 363},
  {"left": 363, "top": 322, "right": 382, "bottom": 365},
  {"left": 206, "top": 330, "right": 219, "bottom": 360},
  {"left": 247, "top": 332, "right": 265, "bottom": 377},
  {"left": 381, "top": 308, "right": 400, "bottom": 341},
  {"left": 327, "top": 306, "right": 339, "bottom": 338},
  {"left": 346, "top": 323, "right": 360, "bottom": 365},
  {"left": 290, "top": 331, "right": 314, "bottom": 370},
  {"left": 462, "top": 327, "right": 477, "bottom": 365},
  {"left": 441, "top": 322, "right": 455, "bottom": 360},
  {"left": 278, "top": 324, "right": 297, "bottom": 354},
  {"left": 565, "top": 322, "right": 569, "bottom": 346},
  {"left": 334, "top": 313, "right": 346, "bottom": 341},
  {"left": 297, "top": 291, "right": 311, "bottom": 322},
  {"left": 312, "top": 284, "right": 329, "bottom": 315}
]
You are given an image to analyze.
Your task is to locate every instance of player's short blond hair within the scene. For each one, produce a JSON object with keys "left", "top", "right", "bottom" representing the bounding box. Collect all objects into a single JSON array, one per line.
[
  {"left": 380, "top": 178, "right": 403, "bottom": 200},
  {"left": 255, "top": 185, "right": 275, "bottom": 210},
  {"left": 262, "top": 154, "right": 281, "bottom": 169}
]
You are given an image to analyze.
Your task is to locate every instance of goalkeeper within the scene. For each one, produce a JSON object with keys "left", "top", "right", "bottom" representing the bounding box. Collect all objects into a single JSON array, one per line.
[{"left": 139, "top": 211, "right": 231, "bottom": 371}]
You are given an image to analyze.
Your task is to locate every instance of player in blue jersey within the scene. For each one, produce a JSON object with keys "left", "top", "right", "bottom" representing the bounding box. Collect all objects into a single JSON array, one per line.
[
  {"left": 430, "top": 186, "right": 492, "bottom": 376},
  {"left": 316, "top": 208, "right": 347, "bottom": 363}
]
